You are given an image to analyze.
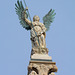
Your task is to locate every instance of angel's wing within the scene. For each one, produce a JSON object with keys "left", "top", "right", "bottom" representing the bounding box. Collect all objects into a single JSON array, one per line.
[
  {"left": 43, "top": 9, "right": 56, "bottom": 31},
  {"left": 15, "top": 0, "right": 31, "bottom": 30}
]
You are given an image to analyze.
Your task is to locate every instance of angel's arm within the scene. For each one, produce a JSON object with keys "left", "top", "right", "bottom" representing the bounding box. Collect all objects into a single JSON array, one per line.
[
  {"left": 41, "top": 24, "right": 46, "bottom": 38},
  {"left": 24, "top": 7, "right": 32, "bottom": 26},
  {"left": 42, "top": 24, "right": 47, "bottom": 32},
  {"left": 25, "top": 18, "right": 32, "bottom": 26}
]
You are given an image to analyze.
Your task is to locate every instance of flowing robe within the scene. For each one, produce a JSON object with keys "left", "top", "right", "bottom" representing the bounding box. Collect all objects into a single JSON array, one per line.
[{"left": 25, "top": 18, "right": 46, "bottom": 48}]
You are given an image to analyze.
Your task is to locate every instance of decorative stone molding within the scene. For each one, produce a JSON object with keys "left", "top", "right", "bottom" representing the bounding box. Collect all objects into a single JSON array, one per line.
[
  {"left": 31, "top": 48, "right": 49, "bottom": 55},
  {"left": 29, "top": 71, "right": 38, "bottom": 75},
  {"left": 28, "top": 60, "right": 58, "bottom": 75}
]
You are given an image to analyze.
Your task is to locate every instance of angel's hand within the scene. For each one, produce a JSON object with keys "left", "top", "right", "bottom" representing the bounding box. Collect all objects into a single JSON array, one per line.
[
  {"left": 24, "top": 13, "right": 27, "bottom": 18},
  {"left": 23, "top": 11, "right": 27, "bottom": 18},
  {"left": 25, "top": 7, "right": 28, "bottom": 10}
]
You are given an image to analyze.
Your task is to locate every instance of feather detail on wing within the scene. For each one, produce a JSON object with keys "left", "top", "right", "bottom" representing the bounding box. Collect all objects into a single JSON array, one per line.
[
  {"left": 43, "top": 9, "right": 56, "bottom": 31},
  {"left": 15, "top": 0, "right": 31, "bottom": 30}
]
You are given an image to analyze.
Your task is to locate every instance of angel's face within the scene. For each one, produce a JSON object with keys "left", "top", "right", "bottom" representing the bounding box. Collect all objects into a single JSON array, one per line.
[{"left": 33, "top": 15, "right": 40, "bottom": 22}]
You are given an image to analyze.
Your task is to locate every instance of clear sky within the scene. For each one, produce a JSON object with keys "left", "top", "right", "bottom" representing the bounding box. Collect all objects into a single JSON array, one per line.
[{"left": 0, "top": 0, "right": 75, "bottom": 75}]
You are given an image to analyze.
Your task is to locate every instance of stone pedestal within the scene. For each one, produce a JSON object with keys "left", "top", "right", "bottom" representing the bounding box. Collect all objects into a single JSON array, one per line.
[{"left": 28, "top": 54, "right": 58, "bottom": 75}]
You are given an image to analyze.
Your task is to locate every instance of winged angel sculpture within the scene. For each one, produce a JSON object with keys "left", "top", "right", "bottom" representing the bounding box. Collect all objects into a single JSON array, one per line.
[{"left": 15, "top": 0, "right": 56, "bottom": 53}]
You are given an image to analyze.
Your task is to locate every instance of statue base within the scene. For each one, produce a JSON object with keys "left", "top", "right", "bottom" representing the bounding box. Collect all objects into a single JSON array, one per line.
[
  {"left": 31, "top": 54, "right": 52, "bottom": 61},
  {"left": 28, "top": 54, "right": 58, "bottom": 75}
]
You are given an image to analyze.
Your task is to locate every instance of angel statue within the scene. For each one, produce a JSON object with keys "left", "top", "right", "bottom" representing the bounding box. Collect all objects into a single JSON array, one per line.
[{"left": 15, "top": 0, "right": 56, "bottom": 54}]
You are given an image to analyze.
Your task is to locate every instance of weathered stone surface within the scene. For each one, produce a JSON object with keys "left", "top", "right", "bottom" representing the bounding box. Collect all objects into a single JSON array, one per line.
[
  {"left": 49, "top": 72, "right": 55, "bottom": 75},
  {"left": 31, "top": 54, "right": 52, "bottom": 61},
  {"left": 28, "top": 60, "right": 58, "bottom": 75},
  {"left": 31, "top": 48, "right": 49, "bottom": 55},
  {"left": 25, "top": 15, "right": 47, "bottom": 50},
  {"left": 15, "top": 2, "right": 58, "bottom": 75},
  {"left": 24, "top": 10, "right": 58, "bottom": 75},
  {"left": 29, "top": 71, "right": 38, "bottom": 75}
]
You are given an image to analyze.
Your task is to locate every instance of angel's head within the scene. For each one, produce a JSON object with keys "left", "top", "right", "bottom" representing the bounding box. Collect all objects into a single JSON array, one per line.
[{"left": 33, "top": 15, "right": 40, "bottom": 22}]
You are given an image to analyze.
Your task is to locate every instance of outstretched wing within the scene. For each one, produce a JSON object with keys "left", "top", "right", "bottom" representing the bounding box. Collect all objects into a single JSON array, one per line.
[
  {"left": 15, "top": 0, "right": 31, "bottom": 30},
  {"left": 43, "top": 9, "right": 56, "bottom": 31}
]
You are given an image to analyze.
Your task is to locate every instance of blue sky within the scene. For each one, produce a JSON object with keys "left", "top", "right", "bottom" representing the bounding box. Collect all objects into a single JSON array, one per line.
[{"left": 0, "top": 0, "right": 75, "bottom": 75}]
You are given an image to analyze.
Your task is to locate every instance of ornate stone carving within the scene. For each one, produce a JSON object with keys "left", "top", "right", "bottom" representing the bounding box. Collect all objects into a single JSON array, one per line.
[
  {"left": 49, "top": 72, "right": 55, "bottom": 75},
  {"left": 29, "top": 71, "right": 38, "bottom": 75},
  {"left": 28, "top": 61, "right": 58, "bottom": 75},
  {"left": 15, "top": 1, "right": 58, "bottom": 75},
  {"left": 31, "top": 47, "right": 49, "bottom": 55},
  {"left": 15, "top": 0, "right": 56, "bottom": 54}
]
